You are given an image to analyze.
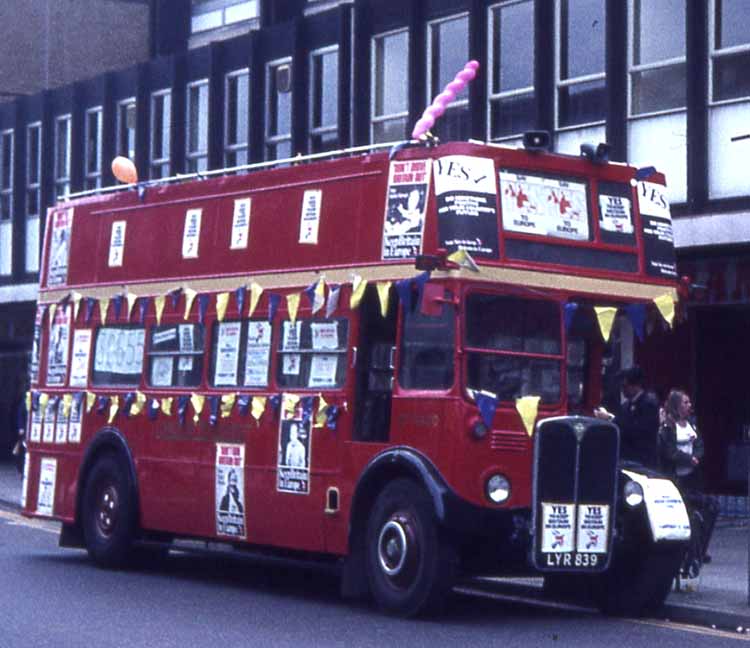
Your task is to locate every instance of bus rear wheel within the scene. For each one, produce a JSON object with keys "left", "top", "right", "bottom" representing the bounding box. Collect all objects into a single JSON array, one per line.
[
  {"left": 82, "top": 454, "right": 136, "bottom": 568},
  {"left": 365, "top": 479, "right": 456, "bottom": 617}
]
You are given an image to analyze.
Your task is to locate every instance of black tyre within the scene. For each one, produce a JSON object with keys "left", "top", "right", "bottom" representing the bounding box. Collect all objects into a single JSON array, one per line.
[
  {"left": 82, "top": 454, "right": 137, "bottom": 568},
  {"left": 365, "top": 478, "right": 457, "bottom": 617}
]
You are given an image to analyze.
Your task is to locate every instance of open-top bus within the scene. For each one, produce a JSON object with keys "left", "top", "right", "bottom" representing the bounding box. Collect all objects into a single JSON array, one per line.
[{"left": 23, "top": 136, "right": 690, "bottom": 617}]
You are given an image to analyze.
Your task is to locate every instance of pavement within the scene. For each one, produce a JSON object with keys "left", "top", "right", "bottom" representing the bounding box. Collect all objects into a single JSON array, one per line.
[{"left": 1, "top": 460, "right": 749, "bottom": 632}]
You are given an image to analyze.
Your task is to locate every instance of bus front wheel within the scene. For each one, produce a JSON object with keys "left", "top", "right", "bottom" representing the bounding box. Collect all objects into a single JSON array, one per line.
[
  {"left": 82, "top": 454, "right": 136, "bottom": 568},
  {"left": 365, "top": 478, "right": 456, "bottom": 617}
]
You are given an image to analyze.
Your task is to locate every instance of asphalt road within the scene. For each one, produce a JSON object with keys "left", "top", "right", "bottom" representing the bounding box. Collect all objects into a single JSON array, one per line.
[{"left": 0, "top": 505, "right": 746, "bottom": 648}]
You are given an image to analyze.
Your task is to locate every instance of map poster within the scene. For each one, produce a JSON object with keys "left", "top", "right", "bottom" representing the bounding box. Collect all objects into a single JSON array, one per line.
[{"left": 381, "top": 159, "right": 431, "bottom": 260}]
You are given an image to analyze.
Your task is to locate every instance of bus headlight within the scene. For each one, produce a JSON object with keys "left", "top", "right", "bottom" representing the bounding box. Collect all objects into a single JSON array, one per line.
[
  {"left": 624, "top": 480, "right": 644, "bottom": 507},
  {"left": 486, "top": 474, "right": 511, "bottom": 504}
]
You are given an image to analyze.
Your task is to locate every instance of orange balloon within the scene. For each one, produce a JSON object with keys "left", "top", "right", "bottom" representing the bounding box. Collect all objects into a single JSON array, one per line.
[{"left": 111, "top": 156, "right": 138, "bottom": 184}]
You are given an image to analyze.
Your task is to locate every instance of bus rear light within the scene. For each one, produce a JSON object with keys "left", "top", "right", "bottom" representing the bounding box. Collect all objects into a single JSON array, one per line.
[
  {"left": 486, "top": 474, "right": 511, "bottom": 504},
  {"left": 470, "top": 419, "right": 488, "bottom": 440}
]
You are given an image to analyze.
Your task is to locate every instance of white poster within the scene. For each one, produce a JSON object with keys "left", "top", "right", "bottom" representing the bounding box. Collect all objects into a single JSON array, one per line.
[
  {"left": 47, "top": 305, "right": 71, "bottom": 385},
  {"left": 540, "top": 502, "right": 575, "bottom": 552},
  {"left": 21, "top": 452, "right": 29, "bottom": 509},
  {"left": 30, "top": 407, "right": 42, "bottom": 443},
  {"left": 637, "top": 180, "right": 671, "bottom": 220},
  {"left": 182, "top": 208, "right": 202, "bottom": 258},
  {"left": 68, "top": 394, "right": 83, "bottom": 444},
  {"left": 282, "top": 354, "right": 301, "bottom": 376},
  {"left": 179, "top": 324, "right": 194, "bottom": 351},
  {"left": 277, "top": 416, "right": 311, "bottom": 495},
  {"left": 381, "top": 159, "right": 431, "bottom": 259},
  {"left": 214, "top": 321, "right": 241, "bottom": 386},
  {"left": 152, "top": 327, "right": 177, "bottom": 346},
  {"left": 151, "top": 356, "right": 174, "bottom": 387},
  {"left": 623, "top": 470, "right": 690, "bottom": 542},
  {"left": 299, "top": 190, "right": 322, "bottom": 244},
  {"left": 36, "top": 457, "right": 57, "bottom": 516},
  {"left": 243, "top": 321, "right": 271, "bottom": 387},
  {"left": 230, "top": 198, "right": 251, "bottom": 249},
  {"left": 500, "top": 171, "right": 589, "bottom": 241},
  {"left": 43, "top": 401, "right": 56, "bottom": 443},
  {"left": 308, "top": 354, "right": 338, "bottom": 387},
  {"left": 94, "top": 327, "right": 144, "bottom": 377},
  {"left": 215, "top": 443, "right": 246, "bottom": 539},
  {"left": 108, "top": 220, "right": 127, "bottom": 267},
  {"left": 54, "top": 398, "right": 68, "bottom": 444},
  {"left": 598, "top": 194, "right": 633, "bottom": 234},
  {"left": 576, "top": 504, "right": 610, "bottom": 553},
  {"left": 46, "top": 208, "right": 73, "bottom": 286},
  {"left": 69, "top": 329, "right": 92, "bottom": 387},
  {"left": 282, "top": 321, "right": 301, "bottom": 351},
  {"left": 311, "top": 322, "right": 338, "bottom": 350}
]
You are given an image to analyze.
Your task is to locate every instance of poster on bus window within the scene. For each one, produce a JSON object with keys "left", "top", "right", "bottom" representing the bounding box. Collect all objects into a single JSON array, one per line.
[
  {"left": 433, "top": 156, "right": 499, "bottom": 258},
  {"left": 499, "top": 171, "right": 589, "bottom": 241},
  {"left": 308, "top": 354, "right": 338, "bottom": 387},
  {"left": 29, "top": 307, "right": 43, "bottom": 384},
  {"left": 244, "top": 321, "right": 271, "bottom": 387},
  {"left": 46, "top": 207, "right": 73, "bottom": 286},
  {"left": 47, "top": 305, "right": 71, "bottom": 386},
  {"left": 598, "top": 194, "right": 633, "bottom": 235},
  {"left": 215, "top": 443, "right": 246, "bottom": 539},
  {"left": 69, "top": 329, "right": 92, "bottom": 387},
  {"left": 68, "top": 394, "right": 83, "bottom": 444},
  {"left": 54, "top": 398, "right": 68, "bottom": 444},
  {"left": 42, "top": 400, "right": 56, "bottom": 443},
  {"left": 214, "top": 321, "right": 241, "bottom": 386},
  {"left": 36, "top": 457, "right": 57, "bottom": 516},
  {"left": 30, "top": 405, "right": 42, "bottom": 443},
  {"left": 381, "top": 159, "right": 431, "bottom": 260},
  {"left": 277, "top": 410, "right": 311, "bottom": 495}
]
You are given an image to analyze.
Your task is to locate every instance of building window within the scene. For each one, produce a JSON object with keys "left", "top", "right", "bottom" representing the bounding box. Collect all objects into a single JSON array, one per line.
[
  {"left": 488, "top": 1, "right": 535, "bottom": 140},
  {"left": 265, "top": 58, "right": 293, "bottom": 161},
  {"left": 556, "top": 0, "right": 606, "bottom": 129},
  {"left": 191, "top": 0, "right": 259, "bottom": 34},
  {"left": 54, "top": 115, "right": 71, "bottom": 198},
  {"left": 371, "top": 29, "right": 409, "bottom": 144},
  {"left": 711, "top": 0, "right": 750, "bottom": 103},
  {"left": 186, "top": 80, "right": 209, "bottom": 173},
  {"left": 309, "top": 46, "right": 339, "bottom": 153},
  {"left": 116, "top": 98, "right": 137, "bottom": 160},
  {"left": 150, "top": 89, "right": 172, "bottom": 179},
  {"left": 26, "top": 122, "right": 41, "bottom": 273},
  {"left": 225, "top": 68, "right": 249, "bottom": 167},
  {"left": 427, "top": 14, "right": 470, "bottom": 142},
  {"left": 85, "top": 107, "right": 103, "bottom": 190},
  {"left": 0, "top": 129, "right": 13, "bottom": 221}
]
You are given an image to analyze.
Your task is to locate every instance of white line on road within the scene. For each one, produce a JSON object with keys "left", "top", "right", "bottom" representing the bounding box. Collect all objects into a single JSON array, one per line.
[{"left": 0, "top": 508, "right": 59, "bottom": 534}]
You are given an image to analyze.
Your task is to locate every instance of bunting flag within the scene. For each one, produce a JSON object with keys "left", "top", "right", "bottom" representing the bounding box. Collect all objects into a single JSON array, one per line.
[
  {"left": 216, "top": 292, "right": 230, "bottom": 322},
  {"left": 184, "top": 288, "right": 198, "bottom": 320},
  {"left": 112, "top": 294, "right": 124, "bottom": 320},
  {"left": 287, "top": 293, "right": 301, "bottom": 325},
  {"left": 220, "top": 393, "right": 236, "bottom": 418},
  {"left": 653, "top": 294, "right": 675, "bottom": 329},
  {"left": 85, "top": 297, "right": 96, "bottom": 324},
  {"left": 154, "top": 295, "right": 166, "bottom": 325},
  {"left": 282, "top": 393, "right": 300, "bottom": 418},
  {"left": 594, "top": 306, "right": 618, "bottom": 343},
  {"left": 326, "top": 404, "right": 340, "bottom": 430},
  {"left": 249, "top": 282, "right": 264, "bottom": 317},
  {"left": 235, "top": 285, "right": 246, "bottom": 316},
  {"left": 516, "top": 395, "right": 541, "bottom": 437},
  {"left": 108, "top": 395, "right": 120, "bottom": 424},
  {"left": 138, "top": 297, "right": 150, "bottom": 324},
  {"left": 126, "top": 292, "right": 138, "bottom": 321},
  {"left": 237, "top": 394, "right": 251, "bottom": 416},
  {"left": 31, "top": 391, "right": 40, "bottom": 412},
  {"left": 564, "top": 302, "right": 579, "bottom": 333},
  {"left": 122, "top": 392, "right": 136, "bottom": 417},
  {"left": 197, "top": 293, "right": 210, "bottom": 324},
  {"left": 300, "top": 395, "right": 314, "bottom": 427},
  {"left": 72, "top": 292, "right": 83, "bottom": 320},
  {"left": 325, "top": 284, "right": 341, "bottom": 318},
  {"left": 447, "top": 249, "right": 479, "bottom": 272},
  {"left": 414, "top": 271, "right": 431, "bottom": 310},
  {"left": 99, "top": 297, "right": 110, "bottom": 325},
  {"left": 39, "top": 392, "right": 50, "bottom": 419},
  {"left": 62, "top": 393, "right": 73, "bottom": 419},
  {"left": 96, "top": 395, "right": 110, "bottom": 414},
  {"left": 268, "top": 293, "right": 281, "bottom": 321},
  {"left": 624, "top": 303, "right": 647, "bottom": 342},
  {"left": 350, "top": 275, "right": 367, "bottom": 309},
  {"left": 177, "top": 395, "right": 190, "bottom": 425},
  {"left": 208, "top": 395, "right": 220, "bottom": 426},
  {"left": 395, "top": 278, "right": 413, "bottom": 312},
  {"left": 25, "top": 391, "right": 32, "bottom": 415},
  {"left": 303, "top": 281, "right": 317, "bottom": 308},
  {"left": 147, "top": 398, "right": 160, "bottom": 421},
  {"left": 73, "top": 392, "right": 85, "bottom": 416},
  {"left": 85, "top": 391, "right": 96, "bottom": 413},
  {"left": 190, "top": 393, "right": 205, "bottom": 423},
  {"left": 251, "top": 396, "right": 267, "bottom": 423},
  {"left": 268, "top": 393, "right": 281, "bottom": 415},
  {"left": 376, "top": 281, "right": 392, "bottom": 317},
  {"left": 161, "top": 396, "right": 173, "bottom": 417},
  {"left": 49, "top": 303, "right": 57, "bottom": 326},
  {"left": 476, "top": 391, "right": 498, "bottom": 429},
  {"left": 315, "top": 394, "right": 329, "bottom": 428},
  {"left": 313, "top": 278, "right": 326, "bottom": 315},
  {"left": 130, "top": 391, "right": 147, "bottom": 417},
  {"left": 169, "top": 288, "right": 182, "bottom": 310}
]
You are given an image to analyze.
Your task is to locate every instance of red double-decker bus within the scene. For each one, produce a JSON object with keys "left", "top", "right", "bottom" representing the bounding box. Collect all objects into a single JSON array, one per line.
[{"left": 23, "top": 137, "right": 689, "bottom": 617}]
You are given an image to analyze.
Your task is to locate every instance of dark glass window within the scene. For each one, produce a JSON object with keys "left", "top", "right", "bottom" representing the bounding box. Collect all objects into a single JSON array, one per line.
[
  {"left": 210, "top": 320, "right": 272, "bottom": 387},
  {"left": 147, "top": 324, "right": 204, "bottom": 387},
  {"left": 276, "top": 319, "right": 349, "bottom": 389}
]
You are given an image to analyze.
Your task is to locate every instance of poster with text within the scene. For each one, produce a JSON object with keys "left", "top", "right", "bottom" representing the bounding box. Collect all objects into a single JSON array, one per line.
[
  {"left": 277, "top": 415, "right": 311, "bottom": 495},
  {"left": 108, "top": 220, "right": 126, "bottom": 267},
  {"left": 68, "top": 394, "right": 83, "bottom": 444},
  {"left": 36, "top": 457, "right": 57, "bottom": 516},
  {"left": 29, "top": 307, "right": 43, "bottom": 384},
  {"left": 381, "top": 159, "right": 431, "bottom": 260},
  {"left": 182, "top": 208, "right": 202, "bottom": 258},
  {"left": 214, "top": 321, "right": 241, "bottom": 386},
  {"left": 54, "top": 398, "right": 68, "bottom": 444},
  {"left": 243, "top": 321, "right": 271, "bottom": 387},
  {"left": 30, "top": 406, "right": 42, "bottom": 443},
  {"left": 46, "top": 305, "right": 71, "bottom": 386},
  {"left": 47, "top": 208, "right": 73, "bottom": 286},
  {"left": 299, "top": 190, "right": 322, "bottom": 244},
  {"left": 541, "top": 502, "right": 575, "bottom": 553},
  {"left": 69, "top": 329, "right": 92, "bottom": 387},
  {"left": 215, "top": 443, "right": 246, "bottom": 539},
  {"left": 434, "top": 156, "right": 499, "bottom": 257},
  {"left": 638, "top": 181, "right": 677, "bottom": 278},
  {"left": 42, "top": 401, "right": 56, "bottom": 443},
  {"left": 598, "top": 194, "right": 633, "bottom": 234},
  {"left": 230, "top": 198, "right": 251, "bottom": 249}
]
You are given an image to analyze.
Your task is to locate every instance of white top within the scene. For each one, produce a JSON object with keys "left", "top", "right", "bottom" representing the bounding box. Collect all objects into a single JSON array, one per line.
[{"left": 675, "top": 420, "right": 697, "bottom": 476}]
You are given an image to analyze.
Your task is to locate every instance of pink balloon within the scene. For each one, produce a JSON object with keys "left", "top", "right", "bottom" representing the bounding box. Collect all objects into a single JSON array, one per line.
[
  {"left": 447, "top": 79, "right": 465, "bottom": 94},
  {"left": 465, "top": 60, "right": 480, "bottom": 71},
  {"left": 411, "top": 118, "right": 430, "bottom": 139},
  {"left": 437, "top": 89, "right": 456, "bottom": 105},
  {"left": 421, "top": 113, "right": 435, "bottom": 130},
  {"left": 111, "top": 156, "right": 138, "bottom": 184},
  {"left": 428, "top": 102, "right": 446, "bottom": 119},
  {"left": 456, "top": 69, "right": 474, "bottom": 83}
]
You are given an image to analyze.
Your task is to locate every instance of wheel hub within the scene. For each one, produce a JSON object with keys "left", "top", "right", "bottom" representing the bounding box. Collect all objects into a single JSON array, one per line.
[
  {"left": 377, "top": 513, "right": 420, "bottom": 589},
  {"left": 96, "top": 485, "right": 119, "bottom": 537}
]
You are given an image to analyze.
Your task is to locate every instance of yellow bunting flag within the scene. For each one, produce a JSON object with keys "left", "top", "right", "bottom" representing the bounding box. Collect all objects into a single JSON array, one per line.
[
  {"left": 130, "top": 391, "right": 147, "bottom": 417},
  {"left": 282, "top": 393, "right": 300, "bottom": 418},
  {"left": 312, "top": 278, "right": 326, "bottom": 315},
  {"left": 183, "top": 287, "right": 197, "bottom": 320},
  {"left": 161, "top": 396, "right": 173, "bottom": 417},
  {"left": 39, "top": 392, "right": 50, "bottom": 419},
  {"left": 251, "top": 396, "right": 267, "bottom": 423},
  {"left": 447, "top": 249, "right": 480, "bottom": 272},
  {"left": 249, "top": 282, "right": 264, "bottom": 317},
  {"left": 25, "top": 391, "right": 31, "bottom": 415},
  {"left": 72, "top": 292, "right": 83, "bottom": 320},
  {"left": 216, "top": 292, "right": 230, "bottom": 322},
  {"left": 85, "top": 391, "right": 96, "bottom": 413},
  {"left": 220, "top": 393, "right": 236, "bottom": 418},
  {"left": 108, "top": 395, "right": 120, "bottom": 424},
  {"left": 154, "top": 295, "right": 166, "bottom": 325},
  {"left": 516, "top": 395, "right": 541, "bottom": 438},
  {"left": 350, "top": 274, "right": 367, "bottom": 309},
  {"left": 315, "top": 394, "right": 329, "bottom": 428},
  {"left": 48, "top": 303, "right": 57, "bottom": 326},
  {"left": 99, "top": 297, "right": 110, "bottom": 325},
  {"left": 653, "top": 294, "right": 675, "bottom": 329},
  {"left": 62, "top": 393, "right": 73, "bottom": 418},
  {"left": 191, "top": 393, "right": 205, "bottom": 423},
  {"left": 594, "top": 306, "right": 618, "bottom": 343},
  {"left": 287, "top": 293, "right": 301, "bottom": 325},
  {"left": 126, "top": 292, "right": 138, "bottom": 321},
  {"left": 376, "top": 281, "right": 392, "bottom": 318}
]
